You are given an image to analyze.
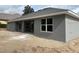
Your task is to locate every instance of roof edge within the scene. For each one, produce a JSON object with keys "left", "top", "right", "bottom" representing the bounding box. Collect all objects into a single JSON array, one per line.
[
  {"left": 9, "top": 11, "right": 79, "bottom": 22},
  {"left": 9, "top": 11, "right": 67, "bottom": 22}
]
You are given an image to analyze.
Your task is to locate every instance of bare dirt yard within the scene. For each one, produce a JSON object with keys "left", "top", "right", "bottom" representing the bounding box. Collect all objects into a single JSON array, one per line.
[{"left": 0, "top": 30, "right": 79, "bottom": 53}]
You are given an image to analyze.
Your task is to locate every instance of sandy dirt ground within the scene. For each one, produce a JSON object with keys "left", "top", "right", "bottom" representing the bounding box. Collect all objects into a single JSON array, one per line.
[{"left": 0, "top": 30, "right": 79, "bottom": 53}]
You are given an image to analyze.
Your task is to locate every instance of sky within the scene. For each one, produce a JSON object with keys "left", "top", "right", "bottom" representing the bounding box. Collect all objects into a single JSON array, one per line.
[{"left": 0, "top": 5, "right": 79, "bottom": 15}]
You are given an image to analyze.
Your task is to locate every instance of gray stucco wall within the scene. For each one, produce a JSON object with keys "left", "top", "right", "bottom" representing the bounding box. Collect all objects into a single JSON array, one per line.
[
  {"left": 7, "top": 14, "right": 79, "bottom": 42},
  {"left": 34, "top": 14, "right": 66, "bottom": 42},
  {"left": 65, "top": 15, "right": 79, "bottom": 42},
  {"left": 7, "top": 22, "right": 16, "bottom": 31}
]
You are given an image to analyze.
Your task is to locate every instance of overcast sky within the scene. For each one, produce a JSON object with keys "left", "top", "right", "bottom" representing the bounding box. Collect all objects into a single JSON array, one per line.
[{"left": 0, "top": 5, "right": 79, "bottom": 15}]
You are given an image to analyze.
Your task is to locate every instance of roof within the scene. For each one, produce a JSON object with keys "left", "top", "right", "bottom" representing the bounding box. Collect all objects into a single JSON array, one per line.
[
  {"left": 9, "top": 8, "right": 79, "bottom": 22},
  {"left": 0, "top": 13, "right": 20, "bottom": 21}
]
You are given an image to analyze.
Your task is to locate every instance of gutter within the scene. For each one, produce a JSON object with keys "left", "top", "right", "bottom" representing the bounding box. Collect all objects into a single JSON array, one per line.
[{"left": 9, "top": 11, "right": 79, "bottom": 22}]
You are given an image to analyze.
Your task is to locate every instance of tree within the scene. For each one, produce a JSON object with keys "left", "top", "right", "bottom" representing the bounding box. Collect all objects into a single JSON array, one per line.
[{"left": 22, "top": 5, "right": 34, "bottom": 15}]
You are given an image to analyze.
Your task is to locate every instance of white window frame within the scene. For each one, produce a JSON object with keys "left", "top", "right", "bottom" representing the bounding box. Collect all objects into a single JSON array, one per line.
[{"left": 40, "top": 17, "right": 54, "bottom": 33}]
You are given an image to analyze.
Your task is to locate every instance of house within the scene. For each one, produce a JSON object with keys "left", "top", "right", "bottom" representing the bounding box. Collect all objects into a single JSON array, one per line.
[
  {"left": 7, "top": 8, "right": 79, "bottom": 42},
  {"left": 0, "top": 13, "right": 20, "bottom": 28}
]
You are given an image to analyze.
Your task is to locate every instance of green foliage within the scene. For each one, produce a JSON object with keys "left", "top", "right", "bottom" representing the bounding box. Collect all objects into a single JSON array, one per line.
[
  {"left": 0, "top": 24, "right": 6, "bottom": 28},
  {"left": 22, "top": 5, "right": 34, "bottom": 15}
]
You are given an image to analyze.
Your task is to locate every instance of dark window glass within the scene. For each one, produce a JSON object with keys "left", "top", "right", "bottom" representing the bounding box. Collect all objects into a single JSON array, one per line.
[
  {"left": 41, "top": 25, "right": 46, "bottom": 31},
  {"left": 47, "top": 25, "right": 53, "bottom": 31},
  {"left": 47, "top": 18, "right": 52, "bottom": 24},
  {"left": 41, "top": 19, "right": 46, "bottom": 24}
]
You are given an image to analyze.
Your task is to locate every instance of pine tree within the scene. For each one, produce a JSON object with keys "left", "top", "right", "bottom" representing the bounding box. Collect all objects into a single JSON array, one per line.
[{"left": 22, "top": 5, "right": 34, "bottom": 15}]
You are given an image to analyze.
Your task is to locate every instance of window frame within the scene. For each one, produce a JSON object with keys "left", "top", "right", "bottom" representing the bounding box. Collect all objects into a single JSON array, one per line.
[{"left": 40, "top": 17, "right": 54, "bottom": 33}]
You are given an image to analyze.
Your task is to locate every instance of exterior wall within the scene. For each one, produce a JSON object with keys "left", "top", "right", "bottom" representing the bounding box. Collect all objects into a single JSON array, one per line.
[
  {"left": 7, "top": 14, "right": 79, "bottom": 42},
  {"left": 65, "top": 15, "right": 79, "bottom": 42},
  {"left": 7, "top": 22, "right": 16, "bottom": 31},
  {"left": 34, "top": 14, "right": 66, "bottom": 42}
]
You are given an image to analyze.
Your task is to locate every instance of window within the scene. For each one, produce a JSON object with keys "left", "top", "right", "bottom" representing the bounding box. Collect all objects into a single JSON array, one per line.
[
  {"left": 41, "top": 18, "right": 53, "bottom": 32},
  {"left": 47, "top": 18, "right": 52, "bottom": 24},
  {"left": 47, "top": 25, "right": 53, "bottom": 31},
  {"left": 41, "top": 25, "right": 46, "bottom": 31},
  {"left": 41, "top": 19, "right": 46, "bottom": 24}
]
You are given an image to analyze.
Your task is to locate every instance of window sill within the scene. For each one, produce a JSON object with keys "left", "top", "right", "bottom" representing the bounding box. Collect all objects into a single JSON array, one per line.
[{"left": 40, "top": 31, "right": 53, "bottom": 33}]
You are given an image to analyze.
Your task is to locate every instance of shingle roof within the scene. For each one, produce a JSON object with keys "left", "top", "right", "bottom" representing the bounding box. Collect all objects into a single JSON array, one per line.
[
  {"left": 10, "top": 7, "right": 79, "bottom": 22},
  {"left": 0, "top": 13, "right": 20, "bottom": 21},
  {"left": 9, "top": 8, "right": 68, "bottom": 22}
]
